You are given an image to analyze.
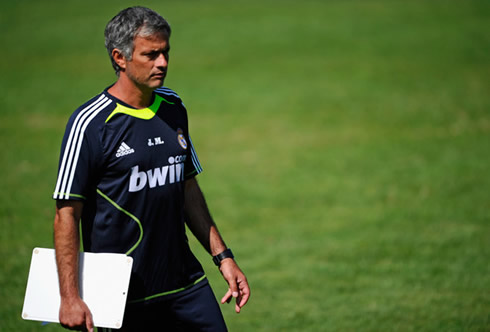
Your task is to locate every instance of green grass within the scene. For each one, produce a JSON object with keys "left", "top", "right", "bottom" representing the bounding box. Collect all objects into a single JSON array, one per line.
[{"left": 1, "top": 0, "right": 489, "bottom": 331}]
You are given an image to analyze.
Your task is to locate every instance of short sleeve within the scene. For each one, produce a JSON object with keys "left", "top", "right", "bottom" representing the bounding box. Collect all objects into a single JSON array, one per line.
[
  {"left": 155, "top": 87, "right": 203, "bottom": 180},
  {"left": 184, "top": 135, "right": 203, "bottom": 179},
  {"left": 53, "top": 111, "right": 104, "bottom": 200}
]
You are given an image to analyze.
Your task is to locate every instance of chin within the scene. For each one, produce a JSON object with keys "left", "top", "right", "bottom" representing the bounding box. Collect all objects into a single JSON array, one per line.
[{"left": 149, "top": 79, "right": 165, "bottom": 89}]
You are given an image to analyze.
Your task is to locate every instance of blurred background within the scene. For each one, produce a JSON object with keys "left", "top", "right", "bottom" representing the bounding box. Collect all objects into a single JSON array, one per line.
[{"left": 1, "top": 0, "right": 489, "bottom": 330}]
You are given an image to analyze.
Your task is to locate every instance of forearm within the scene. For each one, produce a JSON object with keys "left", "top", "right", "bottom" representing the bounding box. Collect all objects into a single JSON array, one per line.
[
  {"left": 184, "top": 177, "right": 250, "bottom": 312},
  {"left": 54, "top": 200, "right": 83, "bottom": 299},
  {"left": 53, "top": 200, "right": 94, "bottom": 331},
  {"left": 184, "top": 178, "right": 227, "bottom": 256}
]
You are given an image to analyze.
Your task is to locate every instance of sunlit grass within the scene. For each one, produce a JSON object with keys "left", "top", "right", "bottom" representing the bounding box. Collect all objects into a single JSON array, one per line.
[{"left": 1, "top": 0, "right": 489, "bottom": 331}]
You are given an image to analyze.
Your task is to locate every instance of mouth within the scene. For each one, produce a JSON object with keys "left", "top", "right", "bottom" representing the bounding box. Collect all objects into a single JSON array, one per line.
[{"left": 151, "top": 72, "right": 166, "bottom": 79}]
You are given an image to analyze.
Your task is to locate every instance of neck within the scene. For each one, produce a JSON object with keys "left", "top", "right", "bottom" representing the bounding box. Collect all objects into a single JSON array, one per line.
[{"left": 107, "top": 75, "right": 155, "bottom": 109}]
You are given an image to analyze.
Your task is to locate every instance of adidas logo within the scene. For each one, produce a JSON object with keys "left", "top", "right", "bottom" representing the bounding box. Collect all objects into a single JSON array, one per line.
[{"left": 116, "top": 142, "right": 135, "bottom": 158}]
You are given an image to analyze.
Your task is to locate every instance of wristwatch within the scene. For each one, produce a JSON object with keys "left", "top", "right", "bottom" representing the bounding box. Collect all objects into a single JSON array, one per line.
[{"left": 212, "top": 248, "right": 234, "bottom": 266}]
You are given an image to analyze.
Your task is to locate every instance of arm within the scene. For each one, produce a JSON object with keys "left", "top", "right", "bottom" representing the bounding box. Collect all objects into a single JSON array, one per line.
[
  {"left": 184, "top": 177, "right": 250, "bottom": 313},
  {"left": 53, "top": 200, "right": 94, "bottom": 332}
]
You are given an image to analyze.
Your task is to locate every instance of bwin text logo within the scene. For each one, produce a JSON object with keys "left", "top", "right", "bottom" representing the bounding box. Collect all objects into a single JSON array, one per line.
[{"left": 129, "top": 155, "right": 186, "bottom": 192}]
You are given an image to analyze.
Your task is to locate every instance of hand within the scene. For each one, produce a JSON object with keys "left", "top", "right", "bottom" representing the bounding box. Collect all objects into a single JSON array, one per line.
[
  {"left": 219, "top": 259, "right": 250, "bottom": 313},
  {"left": 59, "top": 296, "right": 94, "bottom": 331}
]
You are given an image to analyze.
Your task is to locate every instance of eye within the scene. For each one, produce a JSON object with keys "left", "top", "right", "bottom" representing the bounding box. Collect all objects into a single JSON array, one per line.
[{"left": 145, "top": 51, "right": 159, "bottom": 60}]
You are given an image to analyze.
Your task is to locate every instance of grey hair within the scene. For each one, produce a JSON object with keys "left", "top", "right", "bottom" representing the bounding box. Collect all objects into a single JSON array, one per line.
[{"left": 104, "top": 6, "right": 171, "bottom": 75}]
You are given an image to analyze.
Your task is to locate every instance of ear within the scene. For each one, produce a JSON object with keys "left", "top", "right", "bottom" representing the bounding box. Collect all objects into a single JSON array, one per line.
[{"left": 112, "top": 48, "right": 127, "bottom": 71}]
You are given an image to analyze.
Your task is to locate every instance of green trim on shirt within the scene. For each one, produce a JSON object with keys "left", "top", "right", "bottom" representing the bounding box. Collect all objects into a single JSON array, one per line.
[
  {"left": 96, "top": 188, "right": 143, "bottom": 255},
  {"left": 105, "top": 95, "right": 174, "bottom": 123},
  {"left": 128, "top": 275, "right": 207, "bottom": 304}
]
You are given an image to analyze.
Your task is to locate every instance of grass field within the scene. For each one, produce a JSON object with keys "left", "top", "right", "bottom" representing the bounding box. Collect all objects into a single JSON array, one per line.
[{"left": 1, "top": 0, "right": 489, "bottom": 331}]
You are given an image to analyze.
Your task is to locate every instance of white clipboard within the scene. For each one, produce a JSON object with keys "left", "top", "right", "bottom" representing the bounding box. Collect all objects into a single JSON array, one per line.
[{"left": 22, "top": 248, "right": 133, "bottom": 329}]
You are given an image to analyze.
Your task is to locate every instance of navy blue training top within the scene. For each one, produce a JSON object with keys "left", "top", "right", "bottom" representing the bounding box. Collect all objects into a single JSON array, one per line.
[{"left": 53, "top": 86, "right": 205, "bottom": 303}]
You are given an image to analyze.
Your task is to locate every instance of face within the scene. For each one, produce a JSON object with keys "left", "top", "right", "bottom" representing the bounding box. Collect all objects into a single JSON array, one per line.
[{"left": 123, "top": 32, "right": 170, "bottom": 90}]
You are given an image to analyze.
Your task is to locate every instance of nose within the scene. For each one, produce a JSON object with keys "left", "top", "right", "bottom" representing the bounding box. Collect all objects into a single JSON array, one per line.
[{"left": 156, "top": 53, "right": 168, "bottom": 68}]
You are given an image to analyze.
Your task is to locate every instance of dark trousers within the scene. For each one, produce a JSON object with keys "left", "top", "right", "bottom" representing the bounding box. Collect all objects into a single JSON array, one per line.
[{"left": 100, "top": 280, "right": 227, "bottom": 331}]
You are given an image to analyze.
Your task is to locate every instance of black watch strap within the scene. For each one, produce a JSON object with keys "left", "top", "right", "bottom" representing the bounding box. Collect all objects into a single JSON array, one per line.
[{"left": 212, "top": 248, "right": 234, "bottom": 266}]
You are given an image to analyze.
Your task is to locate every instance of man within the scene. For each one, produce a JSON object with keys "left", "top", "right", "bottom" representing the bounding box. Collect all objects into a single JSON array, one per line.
[{"left": 53, "top": 6, "right": 250, "bottom": 331}]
